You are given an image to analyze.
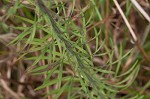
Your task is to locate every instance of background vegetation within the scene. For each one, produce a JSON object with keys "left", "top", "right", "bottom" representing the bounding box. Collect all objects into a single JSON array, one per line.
[{"left": 0, "top": 0, "right": 150, "bottom": 99}]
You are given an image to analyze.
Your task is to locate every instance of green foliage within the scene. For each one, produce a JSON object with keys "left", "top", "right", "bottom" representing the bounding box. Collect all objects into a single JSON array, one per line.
[{"left": 3, "top": 0, "right": 148, "bottom": 99}]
